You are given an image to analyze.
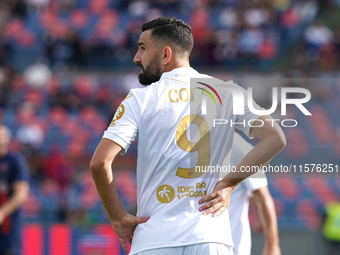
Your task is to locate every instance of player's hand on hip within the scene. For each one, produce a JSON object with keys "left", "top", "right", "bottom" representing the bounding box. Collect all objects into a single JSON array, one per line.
[
  {"left": 198, "top": 180, "right": 234, "bottom": 217},
  {"left": 111, "top": 213, "right": 150, "bottom": 254},
  {"left": 262, "top": 244, "right": 281, "bottom": 255}
]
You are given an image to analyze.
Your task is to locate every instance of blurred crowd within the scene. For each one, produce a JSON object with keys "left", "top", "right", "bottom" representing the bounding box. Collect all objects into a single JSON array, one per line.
[
  {"left": 0, "top": 62, "right": 142, "bottom": 227},
  {"left": 0, "top": 0, "right": 339, "bottom": 71},
  {"left": 0, "top": 0, "right": 340, "bottom": 229}
]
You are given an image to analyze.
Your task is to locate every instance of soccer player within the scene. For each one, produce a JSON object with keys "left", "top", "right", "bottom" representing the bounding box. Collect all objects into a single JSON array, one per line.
[
  {"left": 0, "top": 124, "right": 30, "bottom": 255},
  {"left": 229, "top": 133, "right": 280, "bottom": 255},
  {"left": 90, "top": 17, "right": 286, "bottom": 255}
]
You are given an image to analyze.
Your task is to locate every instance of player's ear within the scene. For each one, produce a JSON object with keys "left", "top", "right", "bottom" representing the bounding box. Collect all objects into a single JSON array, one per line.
[{"left": 162, "top": 47, "right": 172, "bottom": 65}]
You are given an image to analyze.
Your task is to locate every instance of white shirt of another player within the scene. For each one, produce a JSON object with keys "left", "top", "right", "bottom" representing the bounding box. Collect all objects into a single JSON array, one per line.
[
  {"left": 103, "top": 67, "right": 264, "bottom": 255},
  {"left": 229, "top": 132, "right": 268, "bottom": 255}
]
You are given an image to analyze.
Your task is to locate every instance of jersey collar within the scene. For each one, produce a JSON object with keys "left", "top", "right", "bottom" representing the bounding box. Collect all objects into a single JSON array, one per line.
[{"left": 159, "top": 67, "right": 198, "bottom": 83}]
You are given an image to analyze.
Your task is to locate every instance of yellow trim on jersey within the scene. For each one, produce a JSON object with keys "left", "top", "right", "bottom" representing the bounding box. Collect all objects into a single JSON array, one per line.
[
  {"left": 124, "top": 92, "right": 134, "bottom": 101},
  {"left": 165, "top": 78, "right": 189, "bottom": 85},
  {"left": 168, "top": 66, "right": 194, "bottom": 72},
  {"left": 102, "top": 137, "right": 126, "bottom": 156}
]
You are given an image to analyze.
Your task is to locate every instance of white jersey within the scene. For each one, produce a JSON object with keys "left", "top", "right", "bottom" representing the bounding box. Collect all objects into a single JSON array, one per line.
[
  {"left": 103, "top": 67, "right": 263, "bottom": 255},
  {"left": 229, "top": 133, "right": 268, "bottom": 255}
]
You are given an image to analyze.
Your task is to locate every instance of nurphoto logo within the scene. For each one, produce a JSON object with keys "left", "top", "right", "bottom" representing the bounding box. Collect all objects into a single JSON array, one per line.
[{"left": 192, "top": 78, "right": 312, "bottom": 127}]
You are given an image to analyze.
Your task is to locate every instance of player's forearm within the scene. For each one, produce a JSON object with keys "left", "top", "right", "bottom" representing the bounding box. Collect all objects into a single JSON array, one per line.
[
  {"left": 90, "top": 139, "right": 128, "bottom": 222},
  {"left": 90, "top": 163, "right": 126, "bottom": 222},
  {"left": 261, "top": 199, "right": 279, "bottom": 245},
  {"left": 0, "top": 182, "right": 29, "bottom": 217},
  {"left": 0, "top": 198, "right": 24, "bottom": 217},
  {"left": 250, "top": 196, "right": 264, "bottom": 234},
  {"left": 222, "top": 132, "right": 286, "bottom": 187},
  {"left": 254, "top": 189, "right": 279, "bottom": 245}
]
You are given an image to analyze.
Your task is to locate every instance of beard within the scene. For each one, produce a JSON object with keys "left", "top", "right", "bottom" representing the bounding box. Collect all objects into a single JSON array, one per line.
[{"left": 138, "top": 54, "right": 162, "bottom": 86}]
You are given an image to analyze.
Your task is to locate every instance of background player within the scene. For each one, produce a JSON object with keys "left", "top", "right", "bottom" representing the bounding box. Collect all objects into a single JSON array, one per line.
[
  {"left": 321, "top": 198, "right": 340, "bottom": 255},
  {"left": 90, "top": 17, "right": 286, "bottom": 255},
  {"left": 0, "top": 124, "right": 30, "bottom": 255},
  {"left": 229, "top": 132, "right": 280, "bottom": 255}
]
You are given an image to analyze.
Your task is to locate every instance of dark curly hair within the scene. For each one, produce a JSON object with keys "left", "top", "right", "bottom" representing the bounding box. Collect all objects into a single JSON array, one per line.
[{"left": 142, "top": 17, "right": 194, "bottom": 56}]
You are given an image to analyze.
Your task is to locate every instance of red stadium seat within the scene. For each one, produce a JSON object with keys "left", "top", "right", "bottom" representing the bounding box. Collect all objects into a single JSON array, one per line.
[
  {"left": 79, "top": 107, "right": 99, "bottom": 124},
  {"left": 69, "top": 9, "right": 89, "bottom": 29},
  {"left": 48, "top": 107, "right": 68, "bottom": 127},
  {"left": 79, "top": 107, "right": 107, "bottom": 135},
  {"left": 295, "top": 198, "right": 321, "bottom": 230},
  {"left": 24, "top": 89, "right": 44, "bottom": 108},
  {"left": 66, "top": 137, "right": 87, "bottom": 158},
  {"left": 80, "top": 172, "right": 98, "bottom": 194},
  {"left": 271, "top": 178, "right": 301, "bottom": 201},
  {"left": 17, "top": 30, "right": 36, "bottom": 48},
  {"left": 335, "top": 137, "right": 340, "bottom": 157},
  {"left": 74, "top": 75, "right": 96, "bottom": 97},
  {"left": 49, "top": 20, "right": 69, "bottom": 38},
  {"left": 5, "top": 19, "right": 25, "bottom": 40},
  {"left": 285, "top": 127, "right": 309, "bottom": 158},
  {"left": 39, "top": 9, "right": 59, "bottom": 29},
  {"left": 307, "top": 106, "right": 336, "bottom": 145},
  {"left": 273, "top": 198, "right": 285, "bottom": 217},
  {"left": 94, "top": 10, "right": 120, "bottom": 39},
  {"left": 88, "top": 0, "right": 110, "bottom": 15},
  {"left": 303, "top": 178, "right": 338, "bottom": 205},
  {"left": 115, "top": 170, "right": 137, "bottom": 204},
  {"left": 22, "top": 193, "right": 42, "bottom": 218}
]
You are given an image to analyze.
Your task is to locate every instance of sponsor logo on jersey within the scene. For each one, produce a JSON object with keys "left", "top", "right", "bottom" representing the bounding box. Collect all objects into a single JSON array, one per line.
[
  {"left": 156, "top": 183, "right": 208, "bottom": 203},
  {"left": 110, "top": 104, "right": 125, "bottom": 127},
  {"left": 156, "top": 184, "right": 175, "bottom": 203}
]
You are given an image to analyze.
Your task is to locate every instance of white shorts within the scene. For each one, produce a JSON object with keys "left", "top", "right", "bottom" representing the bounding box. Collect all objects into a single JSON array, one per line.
[{"left": 135, "top": 243, "right": 233, "bottom": 255}]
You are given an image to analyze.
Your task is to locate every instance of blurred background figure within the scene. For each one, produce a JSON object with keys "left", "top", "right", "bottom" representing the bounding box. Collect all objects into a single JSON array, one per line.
[
  {"left": 0, "top": 124, "right": 29, "bottom": 255},
  {"left": 321, "top": 199, "right": 340, "bottom": 255}
]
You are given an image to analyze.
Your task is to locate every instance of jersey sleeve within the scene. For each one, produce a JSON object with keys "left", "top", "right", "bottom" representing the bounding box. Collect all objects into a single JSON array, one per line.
[
  {"left": 102, "top": 92, "right": 139, "bottom": 156},
  {"left": 234, "top": 86, "right": 266, "bottom": 138},
  {"left": 243, "top": 176, "right": 268, "bottom": 192}
]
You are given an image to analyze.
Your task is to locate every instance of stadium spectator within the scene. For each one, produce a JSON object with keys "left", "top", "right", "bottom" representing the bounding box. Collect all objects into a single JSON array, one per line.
[
  {"left": 0, "top": 66, "right": 14, "bottom": 109},
  {"left": 23, "top": 60, "right": 52, "bottom": 88},
  {"left": 0, "top": 0, "right": 330, "bottom": 70},
  {"left": 238, "top": 25, "right": 264, "bottom": 67},
  {"left": 0, "top": 32, "right": 11, "bottom": 66},
  {"left": 244, "top": 4, "right": 269, "bottom": 28},
  {"left": 304, "top": 20, "right": 334, "bottom": 50},
  {"left": 280, "top": 6, "right": 301, "bottom": 45},
  {"left": 0, "top": 124, "right": 29, "bottom": 255},
  {"left": 27, "top": 0, "right": 50, "bottom": 12},
  {"left": 5, "top": 0, "right": 28, "bottom": 20},
  {"left": 16, "top": 104, "right": 44, "bottom": 150}
]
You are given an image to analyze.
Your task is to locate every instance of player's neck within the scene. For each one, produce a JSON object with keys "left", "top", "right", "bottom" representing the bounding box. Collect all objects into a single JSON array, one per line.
[{"left": 162, "top": 60, "right": 190, "bottom": 73}]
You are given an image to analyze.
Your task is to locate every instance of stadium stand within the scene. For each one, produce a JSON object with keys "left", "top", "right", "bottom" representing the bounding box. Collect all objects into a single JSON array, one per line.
[{"left": 0, "top": 0, "right": 339, "bottom": 253}]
